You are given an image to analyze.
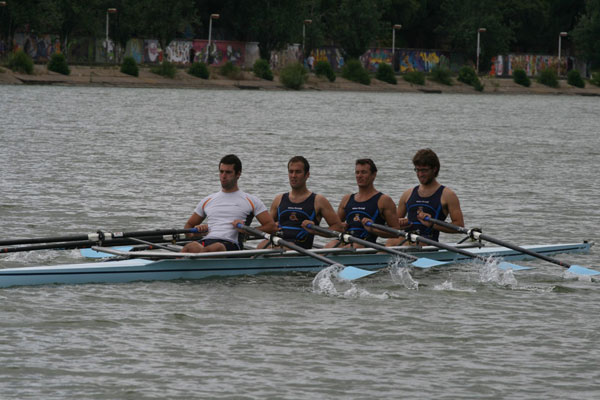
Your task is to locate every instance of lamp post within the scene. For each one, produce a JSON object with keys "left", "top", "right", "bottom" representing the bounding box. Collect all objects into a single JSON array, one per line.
[
  {"left": 105, "top": 8, "right": 117, "bottom": 63},
  {"left": 302, "top": 19, "right": 312, "bottom": 58},
  {"left": 558, "top": 31, "right": 567, "bottom": 76},
  {"left": 392, "top": 24, "right": 402, "bottom": 69},
  {"left": 206, "top": 13, "right": 220, "bottom": 63},
  {"left": 476, "top": 27, "right": 486, "bottom": 74}
]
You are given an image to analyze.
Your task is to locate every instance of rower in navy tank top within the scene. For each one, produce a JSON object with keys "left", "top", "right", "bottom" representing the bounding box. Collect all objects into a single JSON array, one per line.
[
  {"left": 344, "top": 192, "right": 386, "bottom": 242},
  {"left": 405, "top": 185, "right": 447, "bottom": 241},
  {"left": 277, "top": 192, "right": 318, "bottom": 249}
]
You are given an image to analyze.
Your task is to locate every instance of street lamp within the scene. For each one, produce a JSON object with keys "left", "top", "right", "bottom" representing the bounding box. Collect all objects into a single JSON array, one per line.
[
  {"left": 392, "top": 24, "right": 402, "bottom": 69},
  {"left": 476, "top": 27, "right": 486, "bottom": 74},
  {"left": 558, "top": 31, "right": 567, "bottom": 76},
  {"left": 206, "top": 13, "right": 220, "bottom": 63},
  {"left": 105, "top": 8, "right": 117, "bottom": 63},
  {"left": 302, "top": 19, "right": 312, "bottom": 58}
]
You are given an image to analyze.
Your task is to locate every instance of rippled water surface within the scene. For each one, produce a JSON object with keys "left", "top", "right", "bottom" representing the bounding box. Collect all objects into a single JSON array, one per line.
[{"left": 1, "top": 86, "right": 599, "bottom": 399}]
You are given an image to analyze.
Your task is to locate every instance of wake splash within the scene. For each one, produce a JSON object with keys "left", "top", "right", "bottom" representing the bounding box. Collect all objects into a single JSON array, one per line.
[
  {"left": 310, "top": 265, "right": 388, "bottom": 299},
  {"left": 478, "top": 257, "right": 518, "bottom": 286}
]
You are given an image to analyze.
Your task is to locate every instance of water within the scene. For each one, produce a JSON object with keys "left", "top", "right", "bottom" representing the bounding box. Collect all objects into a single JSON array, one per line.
[{"left": 1, "top": 86, "right": 599, "bottom": 399}]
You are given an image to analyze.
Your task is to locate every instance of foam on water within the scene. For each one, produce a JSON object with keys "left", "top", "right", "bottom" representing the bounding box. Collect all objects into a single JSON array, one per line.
[
  {"left": 310, "top": 265, "right": 388, "bottom": 299},
  {"left": 478, "top": 257, "right": 518, "bottom": 286}
]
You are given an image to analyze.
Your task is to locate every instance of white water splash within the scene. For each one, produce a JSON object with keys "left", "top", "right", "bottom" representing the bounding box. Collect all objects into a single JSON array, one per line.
[
  {"left": 432, "top": 280, "right": 477, "bottom": 292},
  {"left": 310, "top": 265, "right": 388, "bottom": 299},
  {"left": 478, "top": 257, "right": 518, "bottom": 286},
  {"left": 388, "top": 258, "right": 419, "bottom": 290}
]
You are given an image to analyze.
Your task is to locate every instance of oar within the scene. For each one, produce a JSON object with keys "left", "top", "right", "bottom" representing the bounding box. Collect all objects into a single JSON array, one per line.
[
  {"left": 237, "top": 224, "right": 376, "bottom": 280},
  {"left": 365, "top": 222, "right": 529, "bottom": 271},
  {"left": 0, "top": 228, "right": 199, "bottom": 247},
  {"left": 425, "top": 217, "right": 600, "bottom": 276},
  {"left": 305, "top": 224, "right": 448, "bottom": 268}
]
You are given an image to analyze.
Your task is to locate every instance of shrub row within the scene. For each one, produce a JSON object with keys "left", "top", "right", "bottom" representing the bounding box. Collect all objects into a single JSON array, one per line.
[{"left": 457, "top": 66, "right": 483, "bottom": 91}]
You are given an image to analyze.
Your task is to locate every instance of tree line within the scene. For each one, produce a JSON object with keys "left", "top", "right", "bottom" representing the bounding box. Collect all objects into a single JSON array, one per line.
[{"left": 1, "top": 0, "right": 599, "bottom": 70}]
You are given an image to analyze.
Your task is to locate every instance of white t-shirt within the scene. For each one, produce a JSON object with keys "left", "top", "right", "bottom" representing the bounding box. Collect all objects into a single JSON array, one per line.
[{"left": 194, "top": 190, "right": 268, "bottom": 244}]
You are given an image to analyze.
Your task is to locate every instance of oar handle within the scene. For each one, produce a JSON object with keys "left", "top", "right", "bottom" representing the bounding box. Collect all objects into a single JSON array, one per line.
[{"left": 236, "top": 224, "right": 337, "bottom": 266}]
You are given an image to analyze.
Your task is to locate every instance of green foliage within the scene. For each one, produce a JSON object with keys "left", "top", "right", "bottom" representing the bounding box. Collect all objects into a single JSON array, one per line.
[
  {"left": 536, "top": 68, "right": 559, "bottom": 88},
  {"left": 403, "top": 70, "right": 425, "bottom": 85},
  {"left": 429, "top": 65, "right": 453, "bottom": 86},
  {"left": 253, "top": 59, "right": 273, "bottom": 81},
  {"left": 513, "top": 69, "right": 531, "bottom": 87},
  {"left": 457, "top": 66, "right": 483, "bottom": 91},
  {"left": 591, "top": 71, "right": 600, "bottom": 86},
  {"left": 7, "top": 50, "right": 34, "bottom": 75},
  {"left": 47, "top": 53, "right": 71, "bottom": 75},
  {"left": 375, "top": 63, "right": 397, "bottom": 84},
  {"left": 328, "top": 0, "right": 383, "bottom": 59},
  {"left": 150, "top": 61, "right": 177, "bottom": 79},
  {"left": 188, "top": 62, "right": 209, "bottom": 79},
  {"left": 572, "top": 0, "right": 600, "bottom": 68},
  {"left": 314, "top": 60, "right": 336, "bottom": 82},
  {"left": 341, "top": 59, "right": 371, "bottom": 85},
  {"left": 120, "top": 56, "right": 139, "bottom": 77},
  {"left": 567, "top": 70, "right": 585, "bottom": 88},
  {"left": 220, "top": 61, "right": 243, "bottom": 80},
  {"left": 279, "top": 62, "right": 308, "bottom": 90}
]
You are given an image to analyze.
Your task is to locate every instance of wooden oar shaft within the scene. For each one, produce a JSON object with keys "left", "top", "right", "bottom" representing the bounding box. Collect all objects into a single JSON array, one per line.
[
  {"left": 307, "top": 224, "right": 417, "bottom": 261},
  {"left": 0, "top": 228, "right": 198, "bottom": 247},
  {"left": 426, "top": 217, "right": 572, "bottom": 268},
  {"left": 238, "top": 225, "right": 338, "bottom": 267}
]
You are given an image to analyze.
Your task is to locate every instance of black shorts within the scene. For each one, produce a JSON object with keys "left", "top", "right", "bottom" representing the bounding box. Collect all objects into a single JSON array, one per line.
[{"left": 199, "top": 238, "right": 241, "bottom": 251}]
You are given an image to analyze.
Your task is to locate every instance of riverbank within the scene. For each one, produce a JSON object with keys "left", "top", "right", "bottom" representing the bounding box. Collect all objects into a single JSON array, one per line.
[{"left": 1, "top": 64, "right": 600, "bottom": 95}]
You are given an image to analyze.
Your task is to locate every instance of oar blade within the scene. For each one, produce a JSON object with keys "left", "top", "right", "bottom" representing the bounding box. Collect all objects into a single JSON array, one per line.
[
  {"left": 411, "top": 258, "right": 449, "bottom": 269},
  {"left": 566, "top": 265, "right": 600, "bottom": 276},
  {"left": 498, "top": 261, "right": 532, "bottom": 271},
  {"left": 338, "top": 266, "right": 378, "bottom": 280},
  {"left": 80, "top": 246, "right": 133, "bottom": 258}
]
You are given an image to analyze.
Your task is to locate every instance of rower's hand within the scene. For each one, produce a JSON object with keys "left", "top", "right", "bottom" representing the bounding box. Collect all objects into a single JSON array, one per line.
[
  {"left": 194, "top": 224, "right": 209, "bottom": 233},
  {"left": 301, "top": 220, "right": 316, "bottom": 234},
  {"left": 398, "top": 218, "right": 411, "bottom": 229},
  {"left": 416, "top": 211, "right": 433, "bottom": 228},
  {"left": 361, "top": 217, "right": 374, "bottom": 232},
  {"left": 232, "top": 219, "right": 246, "bottom": 233}
]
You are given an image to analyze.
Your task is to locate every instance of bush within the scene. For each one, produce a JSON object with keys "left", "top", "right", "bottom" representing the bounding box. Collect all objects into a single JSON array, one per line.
[
  {"left": 7, "top": 50, "right": 34, "bottom": 74},
  {"left": 188, "top": 62, "right": 209, "bottom": 79},
  {"left": 403, "top": 70, "right": 425, "bottom": 85},
  {"left": 375, "top": 63, "right": 397, "bottom": 84},
  {"left": 120, "top": 56, "right": 139, "bottom": 77},
  {"left": 220, "top": 61, "right": 243, "bottom": 79},
  {"left": 537, "top": 68, "right": 559, "bottom": 88},
  {"left": 429, "top": 64, "right": 453, "bottom": 85},
  {"left": 591, "top": 71, "right": 600, "bottom": 87},
  {"left": 567, "top": 70, "right": 585, "bottom": 88},
  {"left": 47, "top": 53, "right": 70, "bottom": 75},
  {"left": 457, "top": 66, "right": 481, "bottom": 90},
  {"left": 314, "top": 60, "right": 336, "bottom": 82},
  {"left": 341, "top": 59, "right": 370, "bottom": 85},
  {"left": 279, "top": 62, "right": 308, "bottom": 90},
  {"left": 151, "top": 61, "right": 177, "bottom": 78},
  {"left": 253, "top": 59, "right": 273, "bottom": 81},
  {"left": 513, "top": 68, "right": 530, "bottom": 87}
]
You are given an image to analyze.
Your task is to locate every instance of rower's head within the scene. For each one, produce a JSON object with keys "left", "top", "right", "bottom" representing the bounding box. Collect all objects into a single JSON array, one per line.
[
  {"left": 355, "top": 158, "right": 377, "bottom": 188},
  {"left": 413, "top": 148, "right": 440, "bottom": 181},
  {"left": 287, "top": 156, "right": 310, "bottom": 190},
  {"left": 219, "top": 154, "right": 242, "bottom": 191}
]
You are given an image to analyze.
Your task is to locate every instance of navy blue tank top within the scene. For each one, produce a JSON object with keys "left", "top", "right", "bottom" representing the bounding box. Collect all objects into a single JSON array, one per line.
[
  {"left": 406, "top": 185, "right": 447, "bottom": 241},
  {"left": 277, "top": 192, "right": 318, "bottom": 249},
  {"left": 344, "top": 192, "right": 385, "bottom": 242}
]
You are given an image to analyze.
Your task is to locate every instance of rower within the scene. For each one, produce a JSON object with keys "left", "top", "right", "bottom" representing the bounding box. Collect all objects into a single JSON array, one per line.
[
  {"left": 258, "top": 156, "right": 343, "bottom": 249},
  {"left": 181, "top": 154, "right": 277, "bottom": 253},
  {"left": 386, "top": 148, "right": 464, "bottom": 246},
  {"left": 307, "top": 158, "right": 399, "bottom": 248}
]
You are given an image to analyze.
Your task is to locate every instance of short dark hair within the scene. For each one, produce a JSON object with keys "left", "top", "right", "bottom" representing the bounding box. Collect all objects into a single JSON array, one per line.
[
  {"left": 412, "top": 148, "right": 440, "bottom": 177},
  {"left": 287, "top": 156, "right": 310, "bottom": 173},
  {"left": 356, "top": 158, "right": 377, "bottom": 173},
  {"left": 220, "top": 154, "right": 242, "bottom": 174}
]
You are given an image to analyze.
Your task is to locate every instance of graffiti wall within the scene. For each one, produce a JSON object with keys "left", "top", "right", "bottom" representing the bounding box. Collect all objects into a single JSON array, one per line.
[
  {"left": 144, "top": 40, "right": 162, "bottom": 64},
  {"left": 165, "top": 40, "right": 192, "bottom": 64},
  {"left": 65, "top": 37, "right": 95, "bottom": 63},
  {"left": 13, "top": 33, "right": 62, "bottom": 62},
  {"left": 124, "top": 39, "right": 144, "bottom": 64},
  {"left": 397, "top": 49, "right": 449, "bottom": 73},
  {"left": 489, "top": 54, "right": 571, "bottom": 76},
  {"left": 95, "top": 39, "right": 118, "bottom": 63},
  {"left": 361, "top": 48, "right": 392, "bottom": 72},
  {"left": 190, "top": 39, "right": 245, "bottom": 66}
]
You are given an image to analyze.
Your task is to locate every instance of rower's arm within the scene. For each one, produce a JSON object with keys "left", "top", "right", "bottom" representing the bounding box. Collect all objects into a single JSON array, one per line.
[
  {"left": 254, "top": 210, "right": 278, "bottom": 234},
  {"left": 315, "top": 194, "right": 344, "bottom": 233},
  {"left": 184, "top": 213, "right": 206, "bottom": 238},
  {"left": 430, "top": 188, "right": 464, "bottom": 234},
  {"left": 363, "top": 194, "right": 400, "bottom": 238}
]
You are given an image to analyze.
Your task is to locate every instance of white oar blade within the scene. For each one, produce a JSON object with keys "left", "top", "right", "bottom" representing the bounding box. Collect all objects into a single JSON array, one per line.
[
  {"left": 567, "top": 265, "right": 600, "bottom": 276},
  {"left": 80, "top": 246, "right": 133, "bottom": 258},
  {"left": 338, "top": 266, "right": 377, "bottom": 280},
  {"left": 498, "top": 261, "right": 532, "bottom": 271},
  {"left": 411, "top": 258, "right": 449, "bottom": 269}
]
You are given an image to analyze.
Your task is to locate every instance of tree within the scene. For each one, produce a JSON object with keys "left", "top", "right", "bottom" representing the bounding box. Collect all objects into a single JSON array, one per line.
[{"left": 572, "top": 0, "right": 600, "bottom": 68}]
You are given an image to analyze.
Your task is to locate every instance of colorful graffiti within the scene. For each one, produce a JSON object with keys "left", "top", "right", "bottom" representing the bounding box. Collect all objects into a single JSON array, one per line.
[
  {"left": 397, "top": 49, "right": 448, "bottom": 73},
  {"left": 361, "top": 48, "right": 392, "bottom": 72},
  {"left": 308, "top": 47, "right": 344, "bottom": 70},
  {"left": 489, "top": 54, "right": 571, "bottom": 76},
  {"left": 144, "top": 40, "right": 162, "bottom": 64},
  {"left": 191, "top": 40, "right": 245, "bottom": 66},
  {"left": 165, "top": 40, "right": 192, "bottom": 64},
  {"left": 13, "top": 33, "right": 62, "bottom": 62},
  {"left": 124, "top": 39, "right": 144, "bottom": 64},
  {"left": 490, "top": 55, "right": 504, "bottom": 76}
]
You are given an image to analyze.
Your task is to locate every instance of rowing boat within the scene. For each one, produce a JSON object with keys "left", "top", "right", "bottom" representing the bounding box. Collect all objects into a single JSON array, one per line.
[{"left": 0, "top": 241, "right": 593, "bottom": 288}]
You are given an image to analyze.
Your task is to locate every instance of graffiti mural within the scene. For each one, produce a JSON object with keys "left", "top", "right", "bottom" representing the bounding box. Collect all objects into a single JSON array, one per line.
[
  {"left": 13, "top": 33, "right": 62, "bottom": 62},
  {"left": 397, "top": 49, "right": 449, "bottom": 73},
  {"left": 165, "top": 40, "right": 192, "bottom": 64},
  {"left": 144, "top": 40, "right": 162, "bottom": 64},
  {"left": 489, "top": 54, "right": 571, "bottom": 76},
  {"left": 124, "top": 39, "right": 144, "bottom": 64},
  {"left": 192, "top": 40, "right": 245, "bottom": 66},
  {"left": 490, "top": 55, "right": 504, "bottom": 76},
  {"left": 270, "top": 44, "right": 301, "bottom": 70},
  {"left": 95, "top": 39, "right": 117, "bottom": 63},
  {"left": 361, "top": 48, "right": 392, "bottom": 72},
  {"left": 309, "top": 47, "right": 344, "bottom": 70}
]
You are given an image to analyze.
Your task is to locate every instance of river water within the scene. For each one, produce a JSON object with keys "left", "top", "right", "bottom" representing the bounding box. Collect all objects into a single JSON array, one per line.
[{"left": 1, "top": 86, "right": 599, "bottom": 399}]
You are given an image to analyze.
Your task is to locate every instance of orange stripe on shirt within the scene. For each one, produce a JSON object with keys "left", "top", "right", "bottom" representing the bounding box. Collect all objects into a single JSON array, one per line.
[
  {"left": 201, "top": 198, "right": 212, "bottom": 213},
  {"left": 245, "top": 196, "right": 255, "bottom": 213}
]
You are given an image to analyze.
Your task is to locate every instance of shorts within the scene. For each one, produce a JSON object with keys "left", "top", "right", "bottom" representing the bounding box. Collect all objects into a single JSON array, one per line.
[{"left": 199, "top": 238, "right": 241, "bottom": 251}]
